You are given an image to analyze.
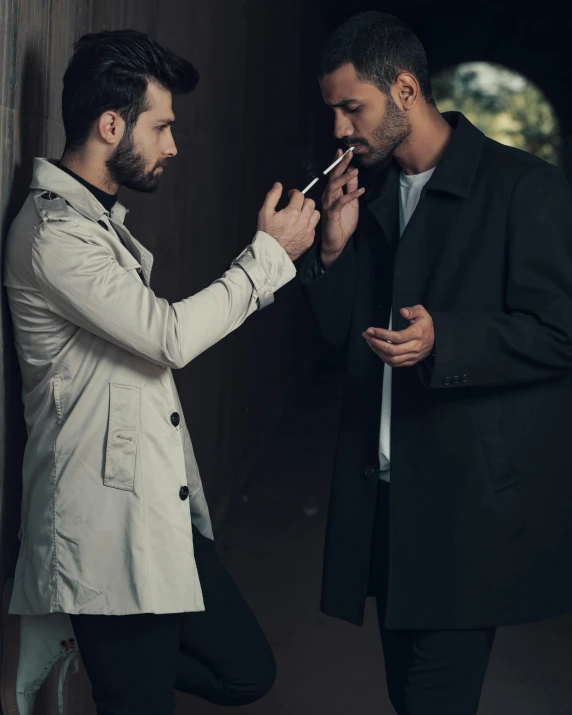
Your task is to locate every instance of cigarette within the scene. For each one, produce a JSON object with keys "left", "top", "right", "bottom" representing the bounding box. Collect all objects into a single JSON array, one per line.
[
  {"left": 301, "top": 146, "right": 355, "bottom": 194},
  {"left": 301, "top": 177, "right": 319, "bottom": 195},
  {"left": 322, "top": 146, "right": 355, "bottom": 175}
]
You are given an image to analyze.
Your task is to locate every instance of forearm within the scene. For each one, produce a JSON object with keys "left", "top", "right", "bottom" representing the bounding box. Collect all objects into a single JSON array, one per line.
[
  {"left": 418, "top": 309, "right": 572, "bottom": 389},
  {"left": 33, "top": 228, "right": 295, "bottom": 370}
]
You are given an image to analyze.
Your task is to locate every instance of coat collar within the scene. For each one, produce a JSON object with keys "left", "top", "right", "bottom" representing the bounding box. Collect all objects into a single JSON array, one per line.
[
  {"left": 364, "top": 112, "right": 485, "bottom": 243},
  {"left": 30, "top": 158, "right": 129, "bottom": 225},
  {"left": 425, "top": 111, "right": 485, "bottom": 198}
]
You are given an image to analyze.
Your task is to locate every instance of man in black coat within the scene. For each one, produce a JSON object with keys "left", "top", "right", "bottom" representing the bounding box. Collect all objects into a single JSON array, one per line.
[{"left": 299, "top": 10, "right": 572, "bottom": 715}]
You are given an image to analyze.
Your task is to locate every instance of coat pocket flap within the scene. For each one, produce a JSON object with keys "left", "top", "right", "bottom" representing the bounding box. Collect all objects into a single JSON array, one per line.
[{"left": 104, "top": 383, "right": 141, "bottom": 491}]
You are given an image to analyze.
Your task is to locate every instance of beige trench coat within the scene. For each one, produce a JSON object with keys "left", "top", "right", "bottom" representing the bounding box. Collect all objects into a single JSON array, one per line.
[{"left": 4, "top": 158, "right": 296, "bottom": 616}]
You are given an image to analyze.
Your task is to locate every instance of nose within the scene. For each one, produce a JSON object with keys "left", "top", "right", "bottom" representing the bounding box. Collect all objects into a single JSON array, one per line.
[
  {"left": 333, "top": 113, "right": 355, "bottom": 142},
  {"left": 165, "top": 142, "right": 177, "bottom": 158},
  {"left": 164, "top": 128, "right": 178, "bottom": 158}
]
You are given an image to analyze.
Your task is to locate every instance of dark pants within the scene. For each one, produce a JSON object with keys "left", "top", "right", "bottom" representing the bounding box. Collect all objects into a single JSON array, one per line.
[
  {"left": 370, "top": 481, "right": 496, "bottom": 715},
  {"left": 71, "top": 526, "right": 276, "bottom": 715}
]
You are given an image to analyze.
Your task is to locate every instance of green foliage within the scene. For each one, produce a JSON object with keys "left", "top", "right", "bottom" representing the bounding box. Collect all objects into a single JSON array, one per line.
[{"left": 433, "top": 63, "right": 561, "bottom": 167}]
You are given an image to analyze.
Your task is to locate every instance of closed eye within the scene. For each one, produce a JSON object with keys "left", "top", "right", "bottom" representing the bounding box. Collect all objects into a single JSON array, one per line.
[{"left": 155, "top": 119, "right": 175, "bottom": 132}]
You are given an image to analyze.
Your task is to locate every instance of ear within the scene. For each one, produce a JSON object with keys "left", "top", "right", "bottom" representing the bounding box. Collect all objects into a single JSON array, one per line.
[
  {"left": 96, "top": 111, "right": 124, "bottom": 146},
  {"left": 393, "top": 72, "right": 420, "bottom": 110}
]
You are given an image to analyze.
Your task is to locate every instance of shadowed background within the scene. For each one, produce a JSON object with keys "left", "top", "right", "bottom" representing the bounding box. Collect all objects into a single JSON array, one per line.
[{"left": 1, "top": 1, "right": 572, "bottom": 713}]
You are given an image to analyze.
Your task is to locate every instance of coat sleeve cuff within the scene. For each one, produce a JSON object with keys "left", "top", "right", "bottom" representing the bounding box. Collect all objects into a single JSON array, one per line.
[
  {"left": 417, "top": 312, "right": 477, "bottom": 389},
  {"left": 232, "top": 230, "right": 296, "bottom": 310}
]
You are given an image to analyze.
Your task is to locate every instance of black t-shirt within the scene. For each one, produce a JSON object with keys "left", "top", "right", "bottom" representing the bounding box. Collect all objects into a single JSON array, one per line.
[{"left": 58, "top": 164, "right": 118, "bottom": 213}]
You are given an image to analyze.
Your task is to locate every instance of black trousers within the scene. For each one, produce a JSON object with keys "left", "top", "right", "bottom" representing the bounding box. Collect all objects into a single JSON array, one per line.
[
  {"left": 369, "top": 481, "right": 496, "bottom": 715},
  {"left": 70, "top": 526, "right": 276, "bottom": 715}
]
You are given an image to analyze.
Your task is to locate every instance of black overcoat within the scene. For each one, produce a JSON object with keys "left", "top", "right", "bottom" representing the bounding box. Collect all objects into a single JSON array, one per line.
[{"left": 300, "top": 112, "right": 572, "bottom": 629}]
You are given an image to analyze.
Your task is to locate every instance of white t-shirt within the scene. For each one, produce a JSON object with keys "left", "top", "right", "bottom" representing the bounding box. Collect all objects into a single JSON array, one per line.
[{"left": 378, "top": 166, "right": 436, "bottom": 482}]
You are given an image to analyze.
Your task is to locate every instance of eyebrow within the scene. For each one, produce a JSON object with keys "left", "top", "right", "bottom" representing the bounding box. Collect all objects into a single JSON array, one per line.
[
  {"left": 329, "top": 99, "right": 362, "bottom": 108},
  {"left": 154, "top": 118, "right": 175, "bottom": 125}
]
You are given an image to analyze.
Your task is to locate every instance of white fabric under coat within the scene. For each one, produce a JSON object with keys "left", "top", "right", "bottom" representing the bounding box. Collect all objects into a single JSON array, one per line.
[{"left": 378, "top": 166, "right": 436, "bottom": 481}]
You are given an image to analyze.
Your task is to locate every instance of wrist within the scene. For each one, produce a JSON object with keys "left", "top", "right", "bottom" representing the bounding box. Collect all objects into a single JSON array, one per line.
[{"left": 320, "top": 247, "right": 343, "bottom": 270}]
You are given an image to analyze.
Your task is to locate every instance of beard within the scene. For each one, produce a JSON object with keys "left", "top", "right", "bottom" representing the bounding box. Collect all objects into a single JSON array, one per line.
[
  {"left": 352, "top": 94, "right": 412, "bottom": 169},
  {"left": 106, "top": 131, "right": 168, "bottom": 194}
]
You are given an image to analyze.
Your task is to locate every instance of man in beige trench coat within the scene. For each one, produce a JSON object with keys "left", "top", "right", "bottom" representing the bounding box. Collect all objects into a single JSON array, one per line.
[{"left": 0, "top": 29, "right": 319, "bottom": 715}]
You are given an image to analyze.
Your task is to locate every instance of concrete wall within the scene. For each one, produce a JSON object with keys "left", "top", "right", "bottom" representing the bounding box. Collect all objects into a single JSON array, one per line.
[{"left": 0, "top": 1, "right": 327, "bottom": 710}]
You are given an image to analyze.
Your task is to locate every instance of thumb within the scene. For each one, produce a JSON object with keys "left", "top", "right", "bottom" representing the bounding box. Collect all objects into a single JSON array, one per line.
[
  {"left": 401, "top": 304, "right": 425, "bottom": 321},
  {"left": 261, "top": 182, "right": 283, "bottom": 216}
]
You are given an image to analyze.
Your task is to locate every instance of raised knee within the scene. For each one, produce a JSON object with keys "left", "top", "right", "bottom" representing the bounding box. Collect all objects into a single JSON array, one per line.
[{"left": 222, "top": 655, "right": 276, "bottom": 706}]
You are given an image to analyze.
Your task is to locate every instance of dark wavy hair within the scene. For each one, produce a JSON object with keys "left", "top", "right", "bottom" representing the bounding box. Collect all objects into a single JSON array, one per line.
[
  {"left": 319, "top": 11, "right": 435, "bottom": 106},
  {"left": 62, "top": 29, "right": 199, "bottom": 151}
]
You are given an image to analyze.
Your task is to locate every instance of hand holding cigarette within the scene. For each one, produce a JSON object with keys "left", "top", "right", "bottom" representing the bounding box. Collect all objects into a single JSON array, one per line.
[
  {"left": 320, "top": 147, "right": 365, "bottom": 270},
  {"left": 301, "top": 146, "right": 355, "bottom": 195},
  {"left": 257, "top": 184, "right": 320, "bottom": 262}
]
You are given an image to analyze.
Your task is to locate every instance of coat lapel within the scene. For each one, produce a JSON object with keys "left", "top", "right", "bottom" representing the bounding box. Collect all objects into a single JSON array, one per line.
[
  {"left": 392, "top": 113, "right": 486, "bottom": 318},
  {"left": 128, "top": 234, "right": 155, "bottom": 287},
  {"left": 365, "top": 161, "right": 400, "bottom": 251},
  {"left": 359, "top": 113, "right": 487, "bottom": 329},
  {"left": 110, "top": 219, "right": 154, "bottom": 287}
]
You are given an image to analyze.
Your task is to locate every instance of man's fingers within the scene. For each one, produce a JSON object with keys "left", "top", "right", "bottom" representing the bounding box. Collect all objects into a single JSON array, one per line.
[
  {"left": 329, "top": 147, "right": 355, "bottom": 182},
  {"left": 365, "top": 336, "right": 420, "bottom": 357},
  {"left": 309, "top": 209, "right": 321, "bottom": 229},
  {"left": 328, "top": 168, "right": 359, "bottom": 193},
  {"left": 365, "top": 326, "right": 418, "bottom": 344},
  {"left": 388, "top": 354, "right": 420, "bottom": 367},
  {"left": 345, "top": 163, "right": 359, "bottom": 194},
  {"left": 261, "top": 182, "right": 283, "bottom": 216},
  {"left": 401, "top": 304, "right": 428, "bottom": 320},
  {"left": 321, "top": 149, "right": 343, "bottom": 192},
  {"left": 323, "top": 171, "right": 363, "bottom": 212},
  {"left": 364, "top": 340, "right": 420, "bottom": 366},
  {"left": 301, "top": 197, "right": 316, "bottom": 219},
  {"left": 336, "top": 188, "right": 366, "bottom": 208},
  {"left": 286, "top": 189, "right": 305, "bottom": 211}
]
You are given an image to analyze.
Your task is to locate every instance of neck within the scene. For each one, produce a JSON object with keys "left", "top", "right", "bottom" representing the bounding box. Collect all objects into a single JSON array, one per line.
[
  {"left": 394, "top": 107, "right": 453, "bottom": 176},
  {"left": 60, "top": 150, "right": 119, "bottom": 195}
]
